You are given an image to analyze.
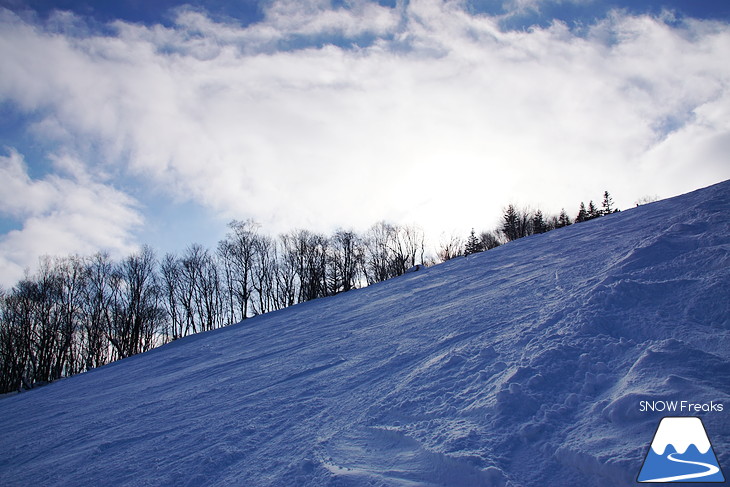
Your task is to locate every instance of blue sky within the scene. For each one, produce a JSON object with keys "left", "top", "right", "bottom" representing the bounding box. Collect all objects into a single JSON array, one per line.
[
  {"left": 1, "top": 0, "right": 729, "bottom": 286},
  {"left": 5, "top": 0, "right": 730, "bottom": 26}
]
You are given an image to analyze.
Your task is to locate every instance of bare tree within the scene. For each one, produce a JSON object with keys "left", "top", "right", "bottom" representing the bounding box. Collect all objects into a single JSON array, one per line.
[
  {"left": 251, "top": 235, "right": 279, "bottom": 315},
  {"left": 170, "top": 244, "right": 225, "bottom": 334},
  {"left": 391, "top": 224, "right": 425, "bottom": 274},
  {"left": 81, "top": 252, "right": 114, "bottom": 369},
  {"left": 0, "top": 286, "right": 34, "bottom": 391},
  {"left": 283, "top": 230, "right": 329, "bottom": 302},
  {"left": 219, "top": 220, "right": 258, "bottom": 320},
  {"left": 108, "top": 246, "right": 163, "bottom": 359},
  {"left": 635, "top": 195, "right": 658, "bottom": 206},
  {"left": 216, "top": 242, "right": 237, "bottom": 326},
  {"left": 179, "top": 245, "right": 204, "bottom": 335},
  {"left": 328, "top": 229, "right": 364, "bottom": 294},
  {"left": 437, "top": 233, "right": 464, "bottom": 262},
  {"left": 479, "top": 230, "right": 503, "bottom": 250},
  {"left": 29, "top": 260, "right": 64, "bottom": 385},
  {"left": 194, "top": 247, "right": 223, "bottom": 332},
  {"left": 53, "top": 256, "right": 86, "bottom": 378},
  {"left": 276, "top": 233, "right": 300, "bottom": 308},
  {"left": 363, "top": 221, "right": 397, "bottom": 284},
  {"left": 160, "top": 253, "right": 183, "bottom": 340}
]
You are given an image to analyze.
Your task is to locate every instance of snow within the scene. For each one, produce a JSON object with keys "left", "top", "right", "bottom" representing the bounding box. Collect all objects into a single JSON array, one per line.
[{"left": 1, "top": 180, "right": 729, "bottom": 486}]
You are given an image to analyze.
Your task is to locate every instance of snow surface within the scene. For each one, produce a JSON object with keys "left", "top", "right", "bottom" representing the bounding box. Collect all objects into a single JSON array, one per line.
[{"left": 1, "top": 180, "right": 729, "bottom": 487}]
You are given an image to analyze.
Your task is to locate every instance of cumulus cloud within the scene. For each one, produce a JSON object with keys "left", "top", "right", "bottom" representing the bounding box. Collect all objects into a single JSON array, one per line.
[
  {"left": 0, "top": 150, "right": 142, "bottom": 287},
  {"left": 0, "top": 1, "right": 729, "bottom": 278}
]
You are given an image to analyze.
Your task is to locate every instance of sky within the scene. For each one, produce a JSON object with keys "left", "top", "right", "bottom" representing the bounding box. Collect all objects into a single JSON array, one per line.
[{"left": 0, "top": 0, "right": 729, "bottom": 287}]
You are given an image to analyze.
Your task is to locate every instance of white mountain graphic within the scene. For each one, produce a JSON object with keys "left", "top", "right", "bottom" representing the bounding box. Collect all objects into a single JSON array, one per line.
[
  {"left": 651, "top": 417, "right": 711, "bottom": 455},
  {"left": 638, "top": 417, "right": 724, "bottom": 483}
]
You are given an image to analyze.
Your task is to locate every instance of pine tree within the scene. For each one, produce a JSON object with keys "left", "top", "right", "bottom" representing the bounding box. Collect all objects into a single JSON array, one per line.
[
  {"left": 576, "top": 202, "right": 588, "bottom": 223},
  {"left": 557, "top": 209, "right": 571, "bottom": 228},
  {"left": 588, "top": 200, "right": 600, "bottom": 220},
  {"left": 502, "top": 205, "right": 520, "bottom": 241},
  {"left": 464, "top": 229, "right": 482, "bottom": 255},
  {"left": 602, "top": 191, "right": 614, "bottom": 215},
  {"left": 532, "top": 209, "right": 547, "bottom": 234}
]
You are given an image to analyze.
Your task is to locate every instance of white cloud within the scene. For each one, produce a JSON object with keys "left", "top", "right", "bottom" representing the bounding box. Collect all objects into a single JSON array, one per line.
[
  {"left": 507, "top": 0, "right": 595, "bottom": 10},
  {"left": 0, "top": 1, "right": 729, "bottom": 275},
  {"left": 0, "top": 150, "right": 142, "bottom": 287},
  {"left": 261, "top": 0, "right": 400, "bottom": 38}
]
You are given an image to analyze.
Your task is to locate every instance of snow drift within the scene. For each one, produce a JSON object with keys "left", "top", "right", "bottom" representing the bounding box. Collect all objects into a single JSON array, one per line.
[{"left": 1, "top": 181, "right": 729, "bottom": 486}]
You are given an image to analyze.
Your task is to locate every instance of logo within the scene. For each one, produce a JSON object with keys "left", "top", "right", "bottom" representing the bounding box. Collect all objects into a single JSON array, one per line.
[{"left": 637, "top": 417, "right": 725, "bottom": 483}]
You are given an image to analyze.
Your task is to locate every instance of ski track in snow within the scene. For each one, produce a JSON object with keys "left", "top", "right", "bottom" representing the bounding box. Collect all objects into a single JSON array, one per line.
[
  {"left": 1, "top": 180, "right": 729, "bottom": 486},
  {"left": 641, "top": 452, "right": 721, "bottom": 482}
]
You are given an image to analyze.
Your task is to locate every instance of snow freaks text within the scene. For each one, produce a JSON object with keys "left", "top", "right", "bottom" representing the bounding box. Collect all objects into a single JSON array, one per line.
[{"left": 639, "top": 401, "right": 724, "bottom": 413}]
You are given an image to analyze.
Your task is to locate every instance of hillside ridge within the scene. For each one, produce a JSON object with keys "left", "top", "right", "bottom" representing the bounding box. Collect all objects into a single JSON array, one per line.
[{"left": 1, "top": 180, "right": 728, "bottom": 487}]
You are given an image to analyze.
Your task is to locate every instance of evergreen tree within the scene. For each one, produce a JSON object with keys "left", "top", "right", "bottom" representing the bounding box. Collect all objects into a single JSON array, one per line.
[
  {"left": 502, "top": 205, "right": 532, "bottom": 241},
  {"left": 557, "top": 209, "right": 571, "bottom": 228},
  {"left": 502, "top": 205, "right": 520, "bottom": 241},
  {"left": 587, "top": 200, "right": 600, "bottom": 220},
  {"left": 576, "top": 202, "right": 588, "bottom": 223},
  {"left": 464, "top": 229, "right": 482, "bottom": 255},
  {"left": 532, "top": 210, "right": 547, "bottom": 234},
  {"left": 602, "top": 191, "right": 615, "bottom": 215}
]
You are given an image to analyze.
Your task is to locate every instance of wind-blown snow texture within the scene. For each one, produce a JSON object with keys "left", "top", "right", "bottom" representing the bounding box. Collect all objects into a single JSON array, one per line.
[{"left": 1, "top": 181, "right": 729, "bottom": 487}]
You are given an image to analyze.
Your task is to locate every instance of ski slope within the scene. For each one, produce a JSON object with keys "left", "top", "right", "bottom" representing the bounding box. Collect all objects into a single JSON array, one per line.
[{"left": 1, "top": 181, "right": 729, "bottom": 486}]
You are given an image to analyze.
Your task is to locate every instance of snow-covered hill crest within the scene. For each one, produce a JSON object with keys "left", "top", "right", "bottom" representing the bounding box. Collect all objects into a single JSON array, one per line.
[{"left": 1, "top": 181, "right": 729, "bottom": 486}]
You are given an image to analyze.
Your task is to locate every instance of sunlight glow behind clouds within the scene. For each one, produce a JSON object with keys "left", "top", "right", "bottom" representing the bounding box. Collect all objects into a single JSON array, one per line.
[{"left": 0, "top": 0, "right": 729, "bottom": 286}]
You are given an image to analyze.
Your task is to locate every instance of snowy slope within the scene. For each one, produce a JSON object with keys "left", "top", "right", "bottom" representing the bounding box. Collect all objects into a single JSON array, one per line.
[{"left": 1, "top": 181, "right": 729, "bottom": 487}]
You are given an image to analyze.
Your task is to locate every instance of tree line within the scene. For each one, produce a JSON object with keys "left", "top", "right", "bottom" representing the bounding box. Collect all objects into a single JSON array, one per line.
[
  {"left": 0, "top": 191, "right": 618, "bottom": 394},
  {"left": 438, "top": 190, "right": 619, "bottom": 259},
  {"left": 0, "top": 221, "right": 428, "bottom": 393}
]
